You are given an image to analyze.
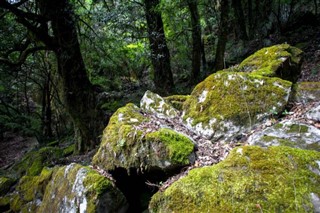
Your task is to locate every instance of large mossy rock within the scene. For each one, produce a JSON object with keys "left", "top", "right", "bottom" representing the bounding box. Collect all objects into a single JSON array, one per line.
[
  {"left": 182, "top": 72, "right": 292, "bottom": 141},
  {"left": 238, "top": 43, "right": 303, "bottom": 82},
  {"left": 92, "top": 103, "right": 195, "bottom": 172},
  {"left": 1, "top": 164, "right": 127, "bottom": 213},
  {"left": 149, "top": 146, "right": 320, "bottom": 213},
  {"left": 39, "top": 163, "right": 127, "bottom": 213}
]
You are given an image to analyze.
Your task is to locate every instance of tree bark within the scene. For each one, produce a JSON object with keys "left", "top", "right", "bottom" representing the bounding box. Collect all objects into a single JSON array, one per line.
[
  {"left": 144, "top": 0, "right": 174, "bottom": 95},
  {"left": 187, "top": 0, "right": 202, "bottom": 84},
  {"left": 214, "top": 0, "right": 229, "bottom": 72},
  {"left": 43, "top": 0, "right": 97, "bottom": 153}
]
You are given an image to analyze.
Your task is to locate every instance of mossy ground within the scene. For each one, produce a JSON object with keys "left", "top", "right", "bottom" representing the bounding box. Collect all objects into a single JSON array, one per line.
[
  {"left": 11, "top": 146, "right": 64, "bottom": 178},
  {"left": 150, "top": 146, "right": 320, "bottom": 213}
]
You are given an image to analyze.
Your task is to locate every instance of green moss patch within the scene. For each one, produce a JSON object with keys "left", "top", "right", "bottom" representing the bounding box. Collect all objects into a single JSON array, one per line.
[
  {"left": 146, "top": 128, "right": 194, "bottom": 165},
  {"left": 150, "top": 146, "right": 320, "bottom": 213}
]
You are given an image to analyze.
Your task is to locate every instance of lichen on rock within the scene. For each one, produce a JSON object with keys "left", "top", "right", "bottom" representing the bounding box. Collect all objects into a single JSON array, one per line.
[
  {"left": 182, "top": 71, "right": 292, "bottom": 141},
  {"left": 149, "top": 146, "right": 320, "bottom": 213},
  {"left": 248, "top": 120, "right": 320, "bottom": 151},
  {"left": 140, "top": 90, "right": 180, "bottom": 118}
]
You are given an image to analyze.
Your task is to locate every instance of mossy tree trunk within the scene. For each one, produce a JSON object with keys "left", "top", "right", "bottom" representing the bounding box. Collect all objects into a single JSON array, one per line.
[
  {"left": 40, "top": 0, "right": 98, "bottom": 153},
  {"left": 144, "top": 0, "right": 174, "bottom": 95}
]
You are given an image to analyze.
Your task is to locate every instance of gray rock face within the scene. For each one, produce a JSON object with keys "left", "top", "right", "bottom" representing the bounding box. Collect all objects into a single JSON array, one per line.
[{"left": 247, "top": 120, "right": 320, "bottom": 151}]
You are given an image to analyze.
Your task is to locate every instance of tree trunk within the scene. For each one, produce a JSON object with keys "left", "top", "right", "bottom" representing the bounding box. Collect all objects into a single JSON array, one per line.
[
  {"left": 187, "top": 0, "right": 202, "bottom": 84},
  {"left": 214, "top": 0, "right": 229, "bottom": 72},
  {"left": 144, "top": 0, "right": 174, "bottom": 95},
  {"left": 38, "top": 0, "right": 98, "bottom": 153},
  {"left": 232, "top": 0, "right": 248, "bottom": 40}
]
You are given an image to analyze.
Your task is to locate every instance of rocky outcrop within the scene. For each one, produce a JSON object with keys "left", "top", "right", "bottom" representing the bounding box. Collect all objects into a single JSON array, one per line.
[
  {"left": 0, "top": 164, "right": 127, "bottom": 213},
  {"left": 149, "top": 146, "right": 320, "bottom": 213}
]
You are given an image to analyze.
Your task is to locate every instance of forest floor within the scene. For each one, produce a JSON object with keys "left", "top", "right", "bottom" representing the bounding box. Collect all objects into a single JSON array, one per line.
[{"left": 1, "top": 22, "right": 320, "bottom": 171}]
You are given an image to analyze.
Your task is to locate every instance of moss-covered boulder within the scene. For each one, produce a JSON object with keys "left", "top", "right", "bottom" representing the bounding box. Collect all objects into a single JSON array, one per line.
[
  {"left": 140, "top": 90, "right": 179, "bottom": 118},
  {"left": 39, "top": 163, "right": 127, "bottom": 213},
  {"left": 92, "top": 103, "right": 195, "bottom": 172},
  {"left": 182, "top": 72, "right": 292, "bottom": 141},
  {"left": 2, "top": 164, "right": 127, "bottom": 213},
  {"left": 149, "top": 146, "right": 320, "bottom": 213},
  {"left": 292, "top": 82, "right": 320, "bottom": 104},
  {"left": 248, "top": 120, "right": 320, "bottom": 151},
  {"left": 238, "top": 43, "right": 303, "bottom": 82}
]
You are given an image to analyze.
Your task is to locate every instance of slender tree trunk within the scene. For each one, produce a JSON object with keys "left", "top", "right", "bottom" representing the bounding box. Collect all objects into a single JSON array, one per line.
[
  {"left": 38, "top": 0, "right": 98, "bottom": 153},
  {"left": 42, "top": 72, "right": 53, "bottom": 139},
  {"left": 232, "top": 0, "right": 248, "bottom": 40},
  {"left": 187, "top": 0, "right": 202, "bottom": 84},
  {"left": 214, "top": 0, "right": 229, "bottom": 72},
  {"left": 144, "top": 0, "right": 174, "bottom": 95}
]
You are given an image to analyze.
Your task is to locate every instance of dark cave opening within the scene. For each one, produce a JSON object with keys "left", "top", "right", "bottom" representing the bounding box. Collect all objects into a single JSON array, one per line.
[{"left": 110, "top": 167, "right": 179, "bottom": 213}]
